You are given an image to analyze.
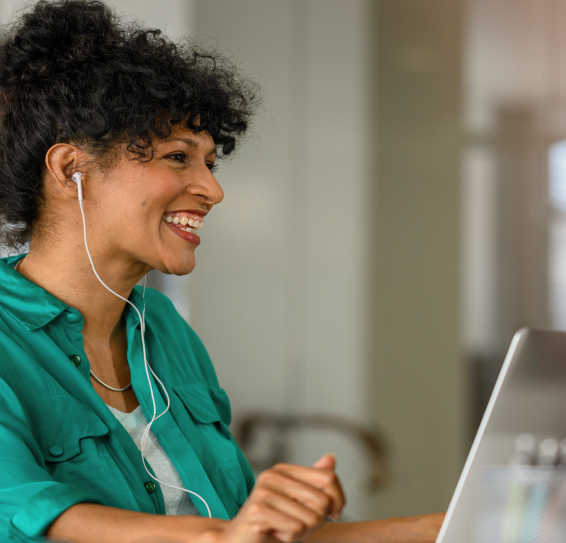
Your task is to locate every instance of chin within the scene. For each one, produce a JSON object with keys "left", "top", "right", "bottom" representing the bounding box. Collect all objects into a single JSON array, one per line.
[{"left": 164, "top": 256, "right": 196, "bottom": 276}]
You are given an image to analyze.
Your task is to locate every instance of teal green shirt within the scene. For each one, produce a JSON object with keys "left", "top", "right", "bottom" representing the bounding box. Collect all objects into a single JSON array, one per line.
[{"left": 0, "top": 253, "right": 255, "bottom": 541}]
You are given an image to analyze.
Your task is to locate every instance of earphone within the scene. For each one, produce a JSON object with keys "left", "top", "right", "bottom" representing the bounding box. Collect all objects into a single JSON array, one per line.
[{"left": 72, "top": 171, "right": 212, "bottom": 517}]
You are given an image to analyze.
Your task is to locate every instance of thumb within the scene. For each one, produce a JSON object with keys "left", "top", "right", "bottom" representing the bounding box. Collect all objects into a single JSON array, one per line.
[{"left": 313, "top": 453, "right": 336, "bottom": 470}]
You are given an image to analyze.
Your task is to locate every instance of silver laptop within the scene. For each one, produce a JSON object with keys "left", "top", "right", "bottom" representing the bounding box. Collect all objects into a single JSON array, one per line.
[{"left": 437, "top": 328, "right": 566, "bottom": 543}]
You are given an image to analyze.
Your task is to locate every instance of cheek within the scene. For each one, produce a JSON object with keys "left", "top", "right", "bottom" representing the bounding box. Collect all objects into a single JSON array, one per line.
[
  {"left": 104, "top": 169, "right": 176, "bottom": 240},
  {"left": 101, "top": 195, "right": 151, "bottom": 242}
]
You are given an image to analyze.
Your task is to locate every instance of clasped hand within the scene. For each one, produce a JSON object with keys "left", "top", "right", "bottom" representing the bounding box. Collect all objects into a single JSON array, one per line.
[{"left": 224, "top": 453, "right": 343, "bottom": 543}]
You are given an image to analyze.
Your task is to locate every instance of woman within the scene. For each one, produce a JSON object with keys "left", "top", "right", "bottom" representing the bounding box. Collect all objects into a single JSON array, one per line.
[{"left": 0, "top": 1, "right": 444, "bottom": 541}]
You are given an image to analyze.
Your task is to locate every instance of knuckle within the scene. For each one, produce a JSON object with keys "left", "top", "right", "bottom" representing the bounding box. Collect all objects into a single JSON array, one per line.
[
  {"left": 256, "top": 471, "right": 269, "bottom": 484},
  {"left": 245, "top": 501, "right": 264, "bottom": 519},
  {"left": 251, "top": 524, "right": 265, "bottom": 535},
  {"left": 257, "top": 469, "right": 277, "bottom": 486},
  {"left": 252, "top": 486, "right": 269, "bottom": 501}
]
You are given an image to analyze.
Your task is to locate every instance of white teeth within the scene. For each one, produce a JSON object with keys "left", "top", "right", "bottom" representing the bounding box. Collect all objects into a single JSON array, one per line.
[
  {"left": 178, "top": 227, "right": 199, "bottom": 234},
  {"left": 163, "top": 214, "right": 204, "bottom": 231}
]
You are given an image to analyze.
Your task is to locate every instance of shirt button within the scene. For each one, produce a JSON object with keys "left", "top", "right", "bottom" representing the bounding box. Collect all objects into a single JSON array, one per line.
[
  {"left": 48, "top": 445, "right": 64, "bottom": 457},
  {"left": 69, "top": 355, "right": 81, "bottom": 367},
  {"left": 66, "top": 312, "right": 81, "bottom": 324},
  {"left": 144, "top": 481, "right": 157, "bottom": 494}
]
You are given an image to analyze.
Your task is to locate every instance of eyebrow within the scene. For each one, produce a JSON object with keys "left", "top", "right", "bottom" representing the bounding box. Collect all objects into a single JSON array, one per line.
[{"left": 170, "top": 137, "right": 216, "bottom": 156}]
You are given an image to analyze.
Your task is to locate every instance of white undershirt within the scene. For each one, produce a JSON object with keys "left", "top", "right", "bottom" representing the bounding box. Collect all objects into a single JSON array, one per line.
[{"left": 105, "top": 403, "right": 200, "bottom": 516}]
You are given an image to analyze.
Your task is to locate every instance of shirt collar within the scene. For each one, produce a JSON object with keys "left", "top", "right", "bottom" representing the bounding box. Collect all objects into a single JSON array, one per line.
[{"left": 0, "top": 253, "right": 145, "bottom": 331}]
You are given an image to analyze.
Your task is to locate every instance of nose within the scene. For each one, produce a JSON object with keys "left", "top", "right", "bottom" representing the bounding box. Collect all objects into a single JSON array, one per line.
[{"left": 187, "top": 165, "right": 224, "bottom": 207}]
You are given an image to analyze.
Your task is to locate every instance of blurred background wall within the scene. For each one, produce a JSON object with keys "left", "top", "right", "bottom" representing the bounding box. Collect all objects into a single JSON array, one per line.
[
  {"left": 4, "top": 0, "right": 565, "bottom": 524},
  {"left": 186, "top": 0, "right": 378, "bottom": 520},
  {"left": 370, "top": 0, "right": 465, "bottom": 519}
]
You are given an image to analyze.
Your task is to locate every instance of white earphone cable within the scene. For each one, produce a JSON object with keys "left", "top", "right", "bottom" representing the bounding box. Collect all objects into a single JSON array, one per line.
[{"left": 74, "top": 172, "right": 211, "bottom": 518}]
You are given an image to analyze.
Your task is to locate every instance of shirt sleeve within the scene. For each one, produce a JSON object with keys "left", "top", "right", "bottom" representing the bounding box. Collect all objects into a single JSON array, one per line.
[{"left": 0, "top": 379, "right": 104, "bottom": 541}]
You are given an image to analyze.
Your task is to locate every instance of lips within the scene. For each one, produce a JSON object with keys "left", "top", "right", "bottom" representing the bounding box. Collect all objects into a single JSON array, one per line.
[
  {"left": 162, "top": 210, "right": 206, "bottom": 247},
  {"left": 164, "top": 219, "right": 201, "bottom": 246}
]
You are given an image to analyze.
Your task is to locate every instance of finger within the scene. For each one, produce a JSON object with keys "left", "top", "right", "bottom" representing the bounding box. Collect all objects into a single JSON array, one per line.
[
  {"left": 257, "top": 470, "right": 332, "bottom": 518},
  {"left": 271, "top": 463, "right": 346, "bottom": 519},
  {"left": 256, "top": 486, "right": 325, "bottom": 532},
  {"left": 312, "top": 453, "right": 336, "bottom": 470},
  {"left": 239, "top": 500, "right": 310, "bottom": 543}
]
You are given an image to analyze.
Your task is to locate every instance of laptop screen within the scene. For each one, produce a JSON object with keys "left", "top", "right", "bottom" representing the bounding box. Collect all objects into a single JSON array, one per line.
[{"left": 437, "top": 328, "right": 566, "bottom": 543}]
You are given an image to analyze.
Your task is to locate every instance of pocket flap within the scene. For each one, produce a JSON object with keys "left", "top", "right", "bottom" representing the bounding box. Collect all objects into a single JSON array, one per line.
[
  {"left": 173, "top": 383, "right": 231, "bottom": 426},
  {"left": 22, "top": 394, "right": 109, "bottom": 463}
]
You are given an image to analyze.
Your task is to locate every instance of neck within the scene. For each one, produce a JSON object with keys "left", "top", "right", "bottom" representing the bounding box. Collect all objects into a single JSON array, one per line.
[{"left": 18, "top": 238, "right": 149, "bottom": 345}]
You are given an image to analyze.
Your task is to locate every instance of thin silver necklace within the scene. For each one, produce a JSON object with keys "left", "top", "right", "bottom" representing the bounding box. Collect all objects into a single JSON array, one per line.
[
  {"left": 16, "top": 258, "right": 133, "bottom": 393},
  {"left": 89, "top": 312, "right": 132, "bottom": 391},
  {"left": 89, "top": 313, "right": 132, "bottom": 391},
  {"left": 90, "top": 371, "right": 132, "bottom": 392}
]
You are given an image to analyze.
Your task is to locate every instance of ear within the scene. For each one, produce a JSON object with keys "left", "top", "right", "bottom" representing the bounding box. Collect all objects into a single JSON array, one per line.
[{"left": 45, "top": 143, "right": 85, "bottom": 200}]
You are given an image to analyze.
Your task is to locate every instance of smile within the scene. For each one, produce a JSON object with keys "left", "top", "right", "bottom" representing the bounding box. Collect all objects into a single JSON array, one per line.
[
  {"left": 162, "top": 212, "right": 203, "bottom": 235},
  {"left": 162, "top": 211, "right": 204, "bottom": 246}
]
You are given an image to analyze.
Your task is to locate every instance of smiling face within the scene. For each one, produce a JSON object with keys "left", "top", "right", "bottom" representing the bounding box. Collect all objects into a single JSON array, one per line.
[
  {"left": 107, "top": 125, "right": 224, "bottom": 276},
  {"left": 41, "top": 124, "right": 224, "bottom": 280}
]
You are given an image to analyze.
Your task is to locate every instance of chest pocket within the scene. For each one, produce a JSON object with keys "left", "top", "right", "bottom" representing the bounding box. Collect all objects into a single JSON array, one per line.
[
  {"left": 23, "top": 394, "right": 109, "bottom": 464},
  {"left": 20, "top": 394, "right": 138, "bottom": 511},
  {"left": 173, "top": 383, "right": 248, "bottom": 506}
]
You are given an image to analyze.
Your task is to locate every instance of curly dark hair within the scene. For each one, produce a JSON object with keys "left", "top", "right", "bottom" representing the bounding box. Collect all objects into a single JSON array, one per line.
[{"left": 0, "top": 0, "right": 261, "bottom": 251}]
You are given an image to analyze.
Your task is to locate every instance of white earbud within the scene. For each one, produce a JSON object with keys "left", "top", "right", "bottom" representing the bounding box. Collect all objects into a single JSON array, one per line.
[
  {"left": 71, "top": 172, "right": 83, "bottom": 202},
  {"left": 74, "top": 170, "right": 211, "bottom": 517}
]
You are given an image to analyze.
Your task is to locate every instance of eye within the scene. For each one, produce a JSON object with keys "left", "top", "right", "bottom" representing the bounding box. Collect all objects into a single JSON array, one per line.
[
  {"left": 167, "top": 153, "right": 186, "bottom": 163},
  {"left": 207, "top": 163, "right": 218, "bottom": 173}
]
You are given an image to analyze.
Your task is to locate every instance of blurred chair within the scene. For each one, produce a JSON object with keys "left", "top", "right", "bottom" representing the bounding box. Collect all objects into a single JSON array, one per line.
[{"left": 234, "top": 412, "right": 390, "bottom": 490}]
